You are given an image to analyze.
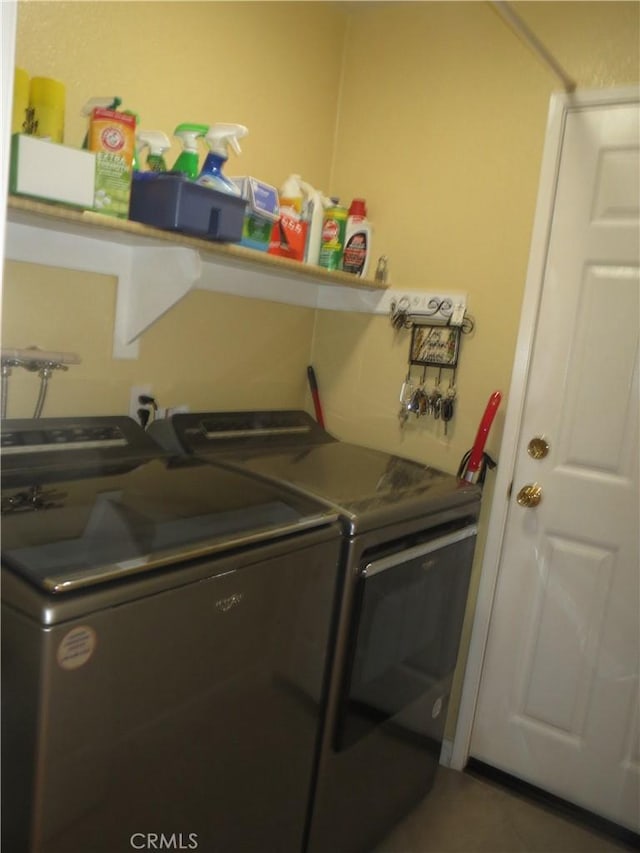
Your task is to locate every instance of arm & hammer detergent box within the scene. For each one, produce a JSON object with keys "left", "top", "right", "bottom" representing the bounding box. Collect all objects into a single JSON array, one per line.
[{"left": 88, "top": 108, "right": 136, "bottom": 218}]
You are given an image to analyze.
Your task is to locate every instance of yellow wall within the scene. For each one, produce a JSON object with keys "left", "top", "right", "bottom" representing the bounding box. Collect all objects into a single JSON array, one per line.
[
  {"left": 7, "top": 1, "right": 348, "bottom": 418},
  {"left": 2, "top": 261, "right": 317, "bottom": 417},
  {"left": 320, "top": 0, "right": 639, "bottom": 470},
  {"left": 4, "top": 1, "right": 639, "bottom": 739},
  {"left": 14, "top": 1, "right": 347, "bottom": 190},
  {"left": 9, "top": 1, "right": 637, "bottom": 436},
  {"left": 315, "top": 0, "right": 638, "bottom": 737}
]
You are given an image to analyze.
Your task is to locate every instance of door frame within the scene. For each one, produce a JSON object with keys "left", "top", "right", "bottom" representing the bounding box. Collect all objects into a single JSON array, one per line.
[
  {"left": 1, "top": 1, "right": 17, "bottom": 266},
  {"left": 451, "top": 84, "right": 640, "bottom": 772}
]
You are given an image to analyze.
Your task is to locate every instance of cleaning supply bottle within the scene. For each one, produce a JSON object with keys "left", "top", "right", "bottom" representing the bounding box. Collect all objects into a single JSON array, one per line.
[
  {"left": 172, "top": 123, "right": 208, "bottom": 179},
  {"left": 342, "top": 198, "right": 372, "bottom": 278},
  {"left": 28, "top": 76, "right": 66, "bottom": 143},
  {"left": 319, "top": 200, "right": 348, "bottom": 271},
  {"left": 12, "top": 67, "right": 29, "bottom": 134},
  {"left": 299, "top": 180, "right": 329, "bottom": 266},
  {"left": 122, "top": 110, "right": 141, "bottom": 171},
  {"left": 196, "top": 123, "right": 248, "bottom": 195},
  {"left": 279, "top": 174, "right": 304, "bottom": 217},
  {"left": 136, "top": 130, "right": 171, "bottom": 172}
]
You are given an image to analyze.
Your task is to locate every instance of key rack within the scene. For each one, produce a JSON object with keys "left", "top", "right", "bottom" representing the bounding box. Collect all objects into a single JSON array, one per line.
[
  {"left": 389, "top": 295, "right": 473, "bottom": 332},
  {"left": 390, "top": 295, "right": 475, "bottom": 436}
]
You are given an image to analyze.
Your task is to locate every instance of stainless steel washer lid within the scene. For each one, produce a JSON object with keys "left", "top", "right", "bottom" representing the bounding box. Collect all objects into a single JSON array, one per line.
[{"left": 2, "top": 446, "right": 338, "bottom": 594}]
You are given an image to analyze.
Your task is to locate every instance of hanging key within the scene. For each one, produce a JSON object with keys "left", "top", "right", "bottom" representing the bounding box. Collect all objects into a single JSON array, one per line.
[
  {"left": 399, "top": 370, "right": 413, "bottom": 405},
  {"left": 398, "top": 370, "right": 414, "bottom": 426},
  {"left": 441, "top": 395, "right": 455, "bottom": 435},
  {"left": 409, "top": 387, "right": 423, "bottom": 417},
  {"left": 430, "top": 389, "right": 442, "bottom": 419}
]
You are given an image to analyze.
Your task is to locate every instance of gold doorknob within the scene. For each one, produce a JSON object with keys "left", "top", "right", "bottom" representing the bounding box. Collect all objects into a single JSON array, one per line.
[
  {"left": 516, "top": 483, "right": 543, "bottom": 507},
  {"left": 527, "top": 437, "right": 549, "bottom": 459}
]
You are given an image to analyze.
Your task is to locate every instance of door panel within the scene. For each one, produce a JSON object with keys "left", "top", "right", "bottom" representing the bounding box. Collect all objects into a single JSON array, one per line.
[
  {"left": 470, "top": 100, "right": 639, "bottom": 831},
  {"left": 518, "top": 536, "right": 614, "bottom": 734},
  {"left": 559, "top": 266, "right": 637, "bottom": 474}
]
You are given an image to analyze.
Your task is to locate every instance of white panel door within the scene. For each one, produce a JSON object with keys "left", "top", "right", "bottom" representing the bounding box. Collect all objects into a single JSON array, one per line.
[{"left": 470, "top": 100, "right": 639, "bottom": 832}]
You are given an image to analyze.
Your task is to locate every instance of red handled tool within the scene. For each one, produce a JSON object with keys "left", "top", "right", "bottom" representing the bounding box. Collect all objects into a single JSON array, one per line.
[
  {"left": 307, "top": 365, "right": 325, "bottom": 429},
  {"left": 459, "top": 391, "right": 502, "bottom": 484}
]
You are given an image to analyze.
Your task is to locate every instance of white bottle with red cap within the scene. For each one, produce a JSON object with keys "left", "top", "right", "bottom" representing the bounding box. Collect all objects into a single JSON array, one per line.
[{"left": 342, "top": 198, "right": 372, "bottom": 278}]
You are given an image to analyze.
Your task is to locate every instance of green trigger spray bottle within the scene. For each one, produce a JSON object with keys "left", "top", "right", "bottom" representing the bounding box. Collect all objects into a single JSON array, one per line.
[{"left": 171, "top": 123, "right": 208, "bottom": 179}]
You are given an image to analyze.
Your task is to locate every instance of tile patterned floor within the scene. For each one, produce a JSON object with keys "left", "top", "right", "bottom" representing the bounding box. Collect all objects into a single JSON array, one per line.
[{"left": 371, "top": 767, "right": 635, "bottom": 853}]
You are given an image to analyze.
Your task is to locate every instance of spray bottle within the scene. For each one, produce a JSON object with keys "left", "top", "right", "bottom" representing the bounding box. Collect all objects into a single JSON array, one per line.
[
  {"left": 136, "top": 130, "right": 171, "bottom": 173},
  {"left": 196, "top": 123, "right": 248, "bottom": 195},
  {"left": 122, "top": 110, "right": 141, "bottom": 171},
  {"left": 279, "top": 174, "right": 304, "bottom": 217},
  {"left": 172, "top": 123, "right": 208, "bottom": 179}
]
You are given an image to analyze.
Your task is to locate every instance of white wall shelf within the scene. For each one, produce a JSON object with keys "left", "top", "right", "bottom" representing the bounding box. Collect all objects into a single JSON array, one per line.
[
  {"left": 4, "top": 196, "right": 391, "bottom": 358},
  {"left": 5, "top": 197, "right": 467, "bottom": 361}
]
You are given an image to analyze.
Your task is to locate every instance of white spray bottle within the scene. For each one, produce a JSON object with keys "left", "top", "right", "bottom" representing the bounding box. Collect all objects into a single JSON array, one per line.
[
  {"left": 196, "top": 124, "right": 248, "bottom": 195},
  {"left": 299, "top": 180, "right": 331, "bottom": 266},
  {"left": 136, "top": 130, "right": 171, "bottom": 173}
]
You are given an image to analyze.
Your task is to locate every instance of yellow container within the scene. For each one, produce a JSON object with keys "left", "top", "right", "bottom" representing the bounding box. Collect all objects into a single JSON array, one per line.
[
  {"left": 29, "top": 76, "right": 66, "bottom": 143},
  {"left": 12, "top": 68, "right": 29, "bottom": 134}
]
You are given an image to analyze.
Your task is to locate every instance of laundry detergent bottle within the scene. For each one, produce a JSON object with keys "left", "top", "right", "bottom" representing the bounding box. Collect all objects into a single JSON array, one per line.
[
  {"left": 342, "top": 198, "right": 372, "bottom": 278},
  {"left": 196, "top": 123, "right": 248, "bottom": 195}
]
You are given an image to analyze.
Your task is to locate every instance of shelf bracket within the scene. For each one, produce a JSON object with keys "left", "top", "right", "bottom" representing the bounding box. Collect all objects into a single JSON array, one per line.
[
  {"left": 5, "top": 219, "right": 203, "bottom": 360},
  {"left": 113, "top": 246, "right": 202, "bottom": 358}
]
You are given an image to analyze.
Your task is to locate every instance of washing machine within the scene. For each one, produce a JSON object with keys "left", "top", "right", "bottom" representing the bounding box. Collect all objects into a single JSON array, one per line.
[{"left": 1, "top": 416, "right": 342, "bottom": 853}]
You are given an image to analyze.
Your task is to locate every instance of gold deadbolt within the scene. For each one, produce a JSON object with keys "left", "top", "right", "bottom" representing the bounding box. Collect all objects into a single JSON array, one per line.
[
  {"left": 527, "top": 437, "right": 549, "bottom": 459},
  {"left": 516, "top": 483, "right": 543, "bottom": 507}
]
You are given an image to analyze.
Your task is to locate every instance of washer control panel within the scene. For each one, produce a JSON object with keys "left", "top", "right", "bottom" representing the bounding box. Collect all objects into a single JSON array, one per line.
[
  {"left": 1, "top": 423, "right": 127, "bottom": 454},
  {"left": 0, "top": 417, "right": 164, "bottom": 485}
]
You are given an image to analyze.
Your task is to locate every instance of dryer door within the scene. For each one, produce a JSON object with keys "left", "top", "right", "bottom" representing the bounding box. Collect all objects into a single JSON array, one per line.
[{"left": 335, "top": 523, "right": 477, "bottom": 751}]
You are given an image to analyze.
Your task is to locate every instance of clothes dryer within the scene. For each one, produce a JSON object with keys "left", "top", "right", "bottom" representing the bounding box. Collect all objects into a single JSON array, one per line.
[{"left": 150, "top": 410, "right": 482, "bottom": 853}]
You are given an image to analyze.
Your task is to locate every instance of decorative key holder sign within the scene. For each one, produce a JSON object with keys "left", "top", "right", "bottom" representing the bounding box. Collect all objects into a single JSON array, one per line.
[
  {"left": 410, "top": 324, "right": 461, "bottom": 368},
  {"left": 390, "top": 297, "right": 475, "bottom": 435}
]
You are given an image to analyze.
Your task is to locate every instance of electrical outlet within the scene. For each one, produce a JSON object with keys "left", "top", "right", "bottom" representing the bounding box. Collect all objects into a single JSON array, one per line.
[
  {"left": 129, "top": 384, "right": 152, "bottom": 421},
  {"left": 155, "top": 404, "right": 189, "bottom": 420}
]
